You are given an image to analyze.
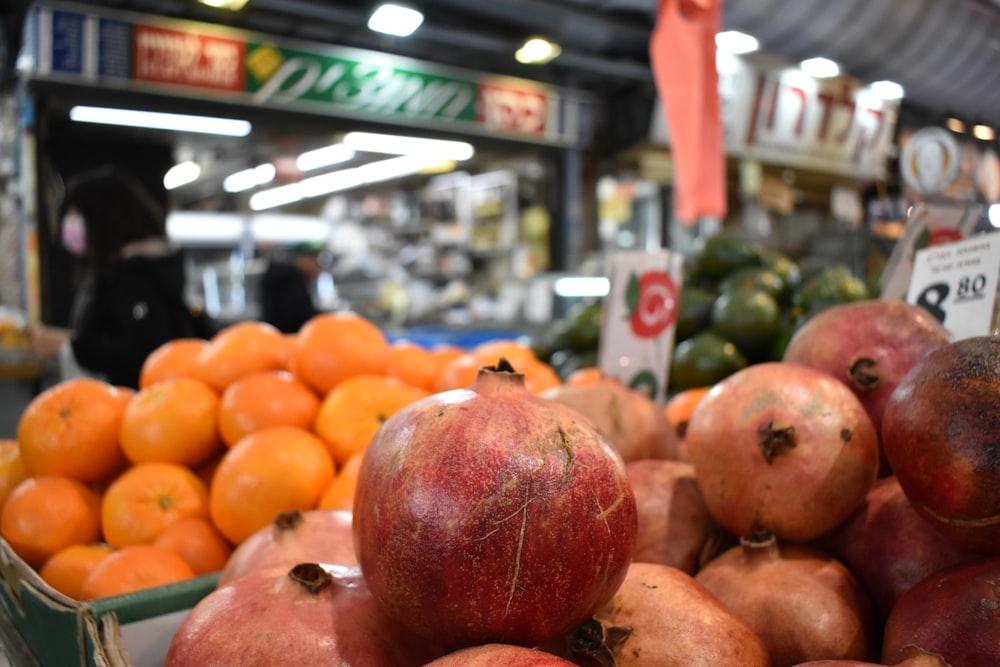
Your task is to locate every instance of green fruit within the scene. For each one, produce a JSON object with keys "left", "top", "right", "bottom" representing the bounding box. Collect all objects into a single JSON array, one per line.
[
  {"left": 669, "top": 331, "right": 748, "bottom": 390},
  {"left": 718, "top": 267, "right": 785, "bottom": 302},
  {"left": 797, "top": 256, "right": 839, "bottom": 284},
  {"left": 792, "top": 265, "right": 870, "bottom": 313},
  {"left": 758, "top": 248, "right": 802, "bottom": 299},
  {"left": 676, "top": 285, "right": 716, "bottom": 341},
  {"left": 691, "top": 232, "right": 766, "bottom": 282},
  {"left": 711, "top": 286, "right": 781, "bottom": 358},
  {"left": 558, "top": 299, "right": 603, "bottom": 352}
]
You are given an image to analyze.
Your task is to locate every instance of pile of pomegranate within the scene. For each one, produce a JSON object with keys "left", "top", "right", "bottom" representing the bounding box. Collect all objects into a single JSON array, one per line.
[{"left": 165, "top": 301, "right": 1000, "bottom": 666}]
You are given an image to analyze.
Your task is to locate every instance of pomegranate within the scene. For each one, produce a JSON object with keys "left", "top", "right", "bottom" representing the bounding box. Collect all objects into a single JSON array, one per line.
[
  {"left": 813, "top": 476, "right": 977, "bottom": 620},
  {"left": 353, "top": 359, "right": 637, "bottom": 650},
  {"left": 881, "top": 335, "right": 1000, "bottom": 554},
  {"left": 625, "top": 459, "right": 730, "bottom": 573},
  {"left": 791, "top": 646, "right": 949, "bottom": 666},
  {"left": 782, "top": 299, "right": 951, "bottom": 475},
  {"left": 165, "top": 562, "right": 444, "bottom": 666},
  {"left": 541, "top": 376, "right": 680, "bottom": 462},
  {"left": 425, "top": 645, "right": 578, "bottom": 666},
  {"left": 882, "top": 557, "right": 1000, "bottom": 666},
  {"left": 685, "top": 361, "right": 880, "bottom": 542},
  {"left": 217, "top": 508, "right": 355, "bottom": 586},
  {"left": 543, "top": 561, "right": 770, "bottom": 666},
  {"left": 695, "top": 533, "right": 874, "bottom": 666}
]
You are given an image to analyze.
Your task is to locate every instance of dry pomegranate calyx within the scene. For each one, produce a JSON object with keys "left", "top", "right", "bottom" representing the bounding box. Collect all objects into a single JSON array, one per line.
[
  {"left": 847, "top": 357, "right": 881, "bottom": 390},
  {"left": 757, "top": 419, "right": 796, "bottom": 463},
  {"left": 567, "top": 617, "right": 632, "bottom": 667},
  {"left": 288, "top": 562, "right": 332, "bottom": 594}
]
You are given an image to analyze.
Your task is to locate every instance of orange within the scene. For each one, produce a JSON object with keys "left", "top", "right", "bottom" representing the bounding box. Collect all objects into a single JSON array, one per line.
[
  {"left": 434, "top": 352, "right": 481, "bottom": 392},
  {"left": 39, "top": 542, "right": 115, "bottom": 600},
  {"left": 119, "top": 376, "right": 222, "bottom": 467},
  {"left": 313, "top": 374, "right": 429, "bottom": 464},
  {"left": 138, "top": 338, "right": 209, "bottom": 389},
  {"left": 209, "top": 426, "right": 335, "bottom": 545},
  {"left": 78, "top": 544, "right": 195, "bottom": 600},
  {"left": 521, "top": 359, "right": 562, "bottom": 395},
  {"left": 564, "top": 366, "right": 603, "bottom": 387},
  {"left": 100, "top": 461, "right": 210, "bottom": 548},
  {"left": 386, "top": 340, "right": 438, "bottom": 392},
  {"left": 152, "top": 517, "right": 233, "bottom": 575},
  {"left": 0, "top": 439, "right": 28, "bottom": 511},
  {"left": 217, "top": 370, "right": 321, "bottom": 448},
  {"left": 293, "top": 311, "right": 389, "bottom": 395},
  {"left": 317, "top": 452, "right": 362, "bottom": 511},
  {"left": 16, "top": 378, "right": 129, "bottom": 483},
  {"left": 0, "top": 476, "right": 102, "bottom": 569},
  {"left": 195, "top": 320, "right": 288, "bottom": 393},
  {"left": 664, "top": 386, "right": 712, "bottom": 436},
  {"left": 470, "top": 338, "right": 539, "bottom": 370},
  {"left": 429, "top": 343, "right": 466, "bottom": 371}
]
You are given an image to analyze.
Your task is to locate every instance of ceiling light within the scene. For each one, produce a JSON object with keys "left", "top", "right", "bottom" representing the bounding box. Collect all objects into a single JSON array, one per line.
[
  {"left": 553, "top": 277, "right": 610, "bottom": 298},
  {"left": 197, "top": 0, "right": 249, "bottom": 9},
  {"left": 163, "top": 161, "right": 201, "bottom": 190},
  {"left": 296, "top": 144, "right": 356, "bottom": 171},
  {"left": 990, "top": 204, "right": 1000, "bottom": 228},
  {"left": 368, "top": 4, "right": 424, "bottom": 37},
  {"left": 515, "top": 37, "right": 562, "bottom": 65},
  {"left": 223, "top": 163, "right": 276, "bottom": 193},
  {"left": 69, "top": 105, "right": 252, "bottom": 136},
  {"left": 973, "top": 124, "right": 996, "bottom": 141},
  {"left": 870, "top": 80, "right": 904, "bottom": 100},
  {"left": 799, "top": 57, "right": 840, "bottom": 79},
  {"left": 714, "top": 30, "right": 759, "bottom": 55},
  {"left": 947, "top": 117, "right": 966, "bottom": 133},
  {"left": 341, "top": 132, "right": 475, "bottom": 160}
]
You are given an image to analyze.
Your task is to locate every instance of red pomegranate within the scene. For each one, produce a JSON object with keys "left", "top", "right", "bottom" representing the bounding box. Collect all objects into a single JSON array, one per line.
[
  {"left": 782, "top": 299, "right": 951, "bottom": 474},
  {"left": 217, "top": 508, "right": 355, "bottom": 586},
  {"left": 425, "top": 645, "right": 577, "bottom": 666},
  {"left": 543, "top": 561, "right": 771, "bottom": 666},
  {"left": 541, "top": 377, "right": 680, "bottom": 462},
  {"left": 625, "top": 459, "right": 729, "bottom": 573},
  {"left": 685, "top": 362, "right": 880, "bottom": 542},
  {"left": 882, "top": 557, "right": 1000, "bottom": 666},
  {"left": 165, "top": 562, "right": 444, "bottom": 665},
  {"left": 813, "top": 476, "right": 977, "bottom": 620},
  {"left": 353, "top": 360, "right": 637, "bottom": 651},
  {"left": 881, "top": 335, "right": 1000, "bottom": 554},
  {"left": 791, "top": 647, "right": 949, "bottom": 666},
  {"left": 694, "top": 534, "right": 874, "bottom": 666}
]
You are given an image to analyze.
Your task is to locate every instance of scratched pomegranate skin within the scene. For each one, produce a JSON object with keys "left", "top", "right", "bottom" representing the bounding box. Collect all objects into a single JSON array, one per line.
[{"left": 353, "top": 361, "right": 638, "bottom": 651}]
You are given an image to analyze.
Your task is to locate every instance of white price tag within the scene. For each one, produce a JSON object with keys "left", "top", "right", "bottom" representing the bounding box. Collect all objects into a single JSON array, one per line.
[{"left": 905, "top": 234, "right": 1000, "bottom": 340}]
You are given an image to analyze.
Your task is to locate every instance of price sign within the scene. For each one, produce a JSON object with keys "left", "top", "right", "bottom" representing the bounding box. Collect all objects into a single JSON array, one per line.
[{"left": 906, "top": 234, "right": 1000, "bottom": 340}]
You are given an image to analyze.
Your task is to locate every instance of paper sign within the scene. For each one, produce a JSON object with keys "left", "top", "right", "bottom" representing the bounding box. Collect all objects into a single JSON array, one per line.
[
  {"left": 598, "top": 250, "right": 684, "bottom": 405},
  {"left": 906, "top": 234, "right": 1000, "bottom": 340}
]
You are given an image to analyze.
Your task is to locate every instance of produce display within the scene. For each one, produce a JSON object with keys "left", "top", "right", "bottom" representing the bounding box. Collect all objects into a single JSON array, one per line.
[{"left": 1, "top": 291, "right": 999, "bottom": 665}]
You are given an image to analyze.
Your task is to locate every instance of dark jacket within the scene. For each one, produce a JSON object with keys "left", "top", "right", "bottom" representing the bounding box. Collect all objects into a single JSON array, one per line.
[
  {"left": 70, "top": 245, "right": 214, "bottom": 388},
  {"left": 260, "top": 260, "right": 319, "bottom": 334}
]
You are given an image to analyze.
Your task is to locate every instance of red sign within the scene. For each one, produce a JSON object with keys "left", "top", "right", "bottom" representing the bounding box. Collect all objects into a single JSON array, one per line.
[
  {"left": 477, "top": 81, "right": 547, "bottom": 135},
  {"left": 133, "top": 24, "right": 245, "bottom": 92}
]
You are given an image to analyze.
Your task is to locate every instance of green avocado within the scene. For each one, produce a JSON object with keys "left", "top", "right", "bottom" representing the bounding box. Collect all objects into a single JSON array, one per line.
[
  {"left": 710, "top": 286, "right": 781, "bottom": 359},
  {"left": 791, "top": 265, "right": 871, "bottom": 313},
  {"left": 675, "top": 285, "right": 716, "bottom": 341},
  {"left": 669, "top": 330, "right": 748, "bottom": 391},
  {"left": 690, "top": 232, "right": 766, "bottom": 282}
]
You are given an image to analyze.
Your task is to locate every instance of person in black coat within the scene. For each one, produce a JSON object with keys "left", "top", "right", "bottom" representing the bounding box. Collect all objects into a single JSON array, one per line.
[
  {"left": 31, "top": 166, "right": 214, "bottom": 388},
  {"left": 259, "top": 243, "right": 322, "bottom": 334}
]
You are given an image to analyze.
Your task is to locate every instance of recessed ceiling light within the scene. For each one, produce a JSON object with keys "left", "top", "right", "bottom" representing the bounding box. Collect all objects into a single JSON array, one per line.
[
  {"left": 69, "top": 105, "right": 252, "bottom": 136},
  {"left": 947, "top": 117, "right": 966, "bottom": 133},
  {"left": 973, "top": 124, "right": 996, "bottom": 141},
  {"left": 870, "top": 80, "right": 904, "bottom": 100},
  {"left": 799, "top": 57, "right": 840, "bottom": 79},
  {"left": 197, "top": 0, "right": 250, "bottom": 10},
  {"left": 368, "top": 4, "right": 424, "bottom": 37},
  {"left": 164, "top": 161, "right": 201, "bottom": 190},
  {"left": 714, "top": 30, "right": 759, "bottom": 55},
  {"left": 515, "top": 37, "right": 562, "bottom": 65}
]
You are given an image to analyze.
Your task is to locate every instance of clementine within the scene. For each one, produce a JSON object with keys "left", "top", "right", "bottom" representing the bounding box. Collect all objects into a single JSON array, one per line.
[
  {"left": 209, "top": 426, "right": 335, "bottom": 545},
  {"left": 119, "top": 376, "right": 222, "bottom": 467},
  {"left": 564, "top": 366, "right": 603, "bottom": 387},
  {"left": 385, "top": 340, "right": 438, "bottom": 392},
  {"left": 293, "top": 311, "right": 389, "bottom": 395},
  {"left": 100, "top": 461, "right": 210, "bottom": 548},
  {"left": 217, "top": 370, "right": 321, "bottom": 448},
  {"left": 433, "top": 352, "right": 481, "bottom": 392},
  {"left": 470, "top": 338, "right": 539, "bottom": 370},
  {"left": 152, "top": 517, "right": 233, "bottom": 575},
  {"left": 0, "top": 438, "right": 28, "bottom": 511},
  {"left": 138, "top": 338, "right": 209, "bottom": 389},
  {"left": 78, "top": 544, "right": 195, "bottom": 600},
  {"left": 0, "top": 476, "right": 102, "bottom": 569},
  {"left": 664, "top": 386, "right": 712, "bottom": 437},
  {"left": 313, "top": 374, "right": 429, "bottom": 464},
  {"left": 39, "top": 542, "right": 114, "bottom": 600},
  {"left": 317, "top": 452, "right": 362, "bottom": 511},
  {"left": 428, "top": 343, "right": 466, "bottom": 371},
  {"left": 195, "top": 320, "right": 288, "bottom": 393},
  {"left": 521, "top": 358, "right": 563, "bottom": 395},
  {"left": 16, "top": 378, "right": 129, "bottom": 483}
]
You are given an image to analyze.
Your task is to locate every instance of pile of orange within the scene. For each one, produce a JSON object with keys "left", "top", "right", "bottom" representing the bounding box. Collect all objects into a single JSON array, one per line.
[{"left": 0, "top": 311, "right": 561, "bottom": 601}]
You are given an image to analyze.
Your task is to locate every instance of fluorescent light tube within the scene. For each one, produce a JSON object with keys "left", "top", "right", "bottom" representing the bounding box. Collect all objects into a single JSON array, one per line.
[
  {"left": 715, "top": 30, "right": 759, "bottom": 55},
  {"left": 870, "top": 80, "right": 904, "bottom": 100},
  {"left": 69, "top": 106, "right": 252, "bottom": 136},
  {"left": 342, "top": 132, "right": 474, "bottom": 160},
  {"left": 799, "top": 57, "right": 840, "bottom": 79},
  {"left": 515, "top": 38, "right": 562, "bottom": 65},
  {"left": 553, "top": 277, "right": 610, "bottom": 298},
  {"left": 296, "top": 144, "right": 356, "bottom": 171},
  {"left": 223, "top": 164, "right": 277, "bottom": 193},
  {"left": 163, "top": 161, "right": 201, "bottom": 190},
  {"left": 368, "top": 4, "right": 424, "bottom": 37}
]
